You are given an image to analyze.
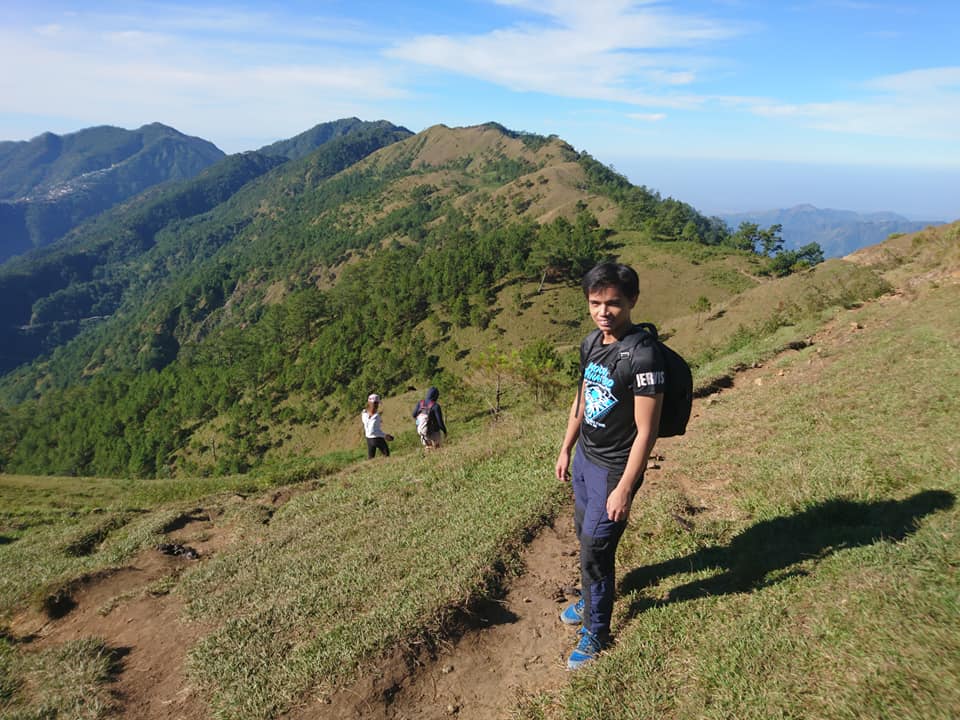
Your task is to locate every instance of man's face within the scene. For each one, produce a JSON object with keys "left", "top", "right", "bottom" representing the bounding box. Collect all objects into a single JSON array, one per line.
[{"left": 587, "top": 285, "right": 636, "bottom": 339}]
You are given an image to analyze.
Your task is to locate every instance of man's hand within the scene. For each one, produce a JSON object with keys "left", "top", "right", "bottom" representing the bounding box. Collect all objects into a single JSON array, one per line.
[
  {"left": 606, "top": 484, "right": 633, "bottom": 522},
  {"left": 555, "top": 448, "right": 571, "bottom": 481}
]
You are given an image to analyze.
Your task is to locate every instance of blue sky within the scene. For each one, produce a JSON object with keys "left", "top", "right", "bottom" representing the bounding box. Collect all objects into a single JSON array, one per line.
[{"left": 2, "top": 1, "right": 958, "bottom": 220}]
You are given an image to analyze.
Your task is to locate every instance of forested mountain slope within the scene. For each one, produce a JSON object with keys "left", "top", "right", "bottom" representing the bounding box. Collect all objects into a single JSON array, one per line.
[
  {"left": 0, "top": 120, "right": 414, "bottom": 374},
  {"left": 0, "top": 124, "right": 225, "bottom": 262},
  {"left": 0, "top": 121, "right": 797, "bottom": 479}
]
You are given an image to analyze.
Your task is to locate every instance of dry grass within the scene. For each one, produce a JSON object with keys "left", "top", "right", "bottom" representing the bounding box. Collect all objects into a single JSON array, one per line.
[
  {"left": 3, "top": 225, "right": 956, "bottom": 720},
  {"left": 520, "top": 247, "right": 959, "bottom": 720}
]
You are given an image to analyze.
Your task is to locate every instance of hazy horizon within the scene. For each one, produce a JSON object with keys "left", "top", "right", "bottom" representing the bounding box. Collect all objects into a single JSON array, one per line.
[{"left": 618, "top": 157, "right": 957, "bottom": 222}]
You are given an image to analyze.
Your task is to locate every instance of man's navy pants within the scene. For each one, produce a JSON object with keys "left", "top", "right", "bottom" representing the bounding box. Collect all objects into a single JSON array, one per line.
[{"left": 571, "top": 446, "right": 641, "bottom": 639}]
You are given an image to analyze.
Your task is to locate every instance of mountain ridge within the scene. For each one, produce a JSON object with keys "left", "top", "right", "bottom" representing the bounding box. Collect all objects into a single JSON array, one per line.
[
  {"left": 720, "top": 204, "right": 942, "bottom": 258},
  {"left": 257, "top": 117, "right": 412, "bottom": 161},
  {"left": 0, "top": 123, "right": 226, "bottom": 262},
  {"left": 0, "top": 118, "right": 754, "bottom": 478},
  {"left": 0, "top": 119, "right": 416, "bottom": 377}
]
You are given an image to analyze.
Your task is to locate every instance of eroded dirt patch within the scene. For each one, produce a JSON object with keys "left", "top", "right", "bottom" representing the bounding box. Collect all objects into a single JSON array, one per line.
[
  {"left": 8, "top": 510, "right": 230, "bottom": 719},
  {"left": 289, "top": 516, "right": 581, "bottom": 720}
]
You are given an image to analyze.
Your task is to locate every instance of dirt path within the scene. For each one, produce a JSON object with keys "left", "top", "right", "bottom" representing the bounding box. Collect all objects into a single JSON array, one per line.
[
  {"left": 295, "top": 515, "right": 581, "bottom": 720},
  {"left": 9, "top": 513, "right": 224, "bottom": 719}
]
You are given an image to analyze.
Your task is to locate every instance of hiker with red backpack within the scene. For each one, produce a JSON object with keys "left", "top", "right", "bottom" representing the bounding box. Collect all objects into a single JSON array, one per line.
[
  {"left": 554, "top": 262, "right": 681, "bottom": 671},
  {"left": 412, "top": 387, "right": 447, "bottom": 449}
]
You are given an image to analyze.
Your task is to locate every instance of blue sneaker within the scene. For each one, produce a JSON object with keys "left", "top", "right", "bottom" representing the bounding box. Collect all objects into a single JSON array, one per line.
[
  {"left": 567, "top": 627, "right": 606, "bottom": 670},
  {"left": 559, "top": 596, "right": 584, "bottom": 625}
]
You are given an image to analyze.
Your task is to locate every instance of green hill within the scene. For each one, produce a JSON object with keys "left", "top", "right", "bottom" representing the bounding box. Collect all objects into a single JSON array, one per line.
[
  {"left": 0, "top": 119, "right": 414, "bottom": 376},
  {"left": 257, "top": 117, "right": 410, "bottom": 161},
  {"left": 0, "top": 221, "right": 955, "bottom": 719},
  {"left": 0, "top": 124, "right": 226, "bottom": 262},
  {"left": 0, "top": 120, "right": 752, "bottom": 479}
]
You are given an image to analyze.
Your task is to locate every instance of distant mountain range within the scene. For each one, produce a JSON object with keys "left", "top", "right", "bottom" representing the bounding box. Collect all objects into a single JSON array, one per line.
[
  {"left": 719, "top": 204, "right": 942, "bottom": 258},
  {"left": 0, "top": 118, "right": 415, "bottom": 376},
  {"left": 3, "top": 115, "right": 929, "bottom": 479},
  {"left": 0, "top": 123, "right": 225, "bottom": 263}
]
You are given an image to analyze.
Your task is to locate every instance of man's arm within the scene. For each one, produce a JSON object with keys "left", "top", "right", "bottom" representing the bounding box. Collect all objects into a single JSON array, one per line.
[
  {"left": 555, "top": 381, "right": 586, "bottom": 481},
  {"left": 605, "top": 393, "right": 662, "bottom": 522}
]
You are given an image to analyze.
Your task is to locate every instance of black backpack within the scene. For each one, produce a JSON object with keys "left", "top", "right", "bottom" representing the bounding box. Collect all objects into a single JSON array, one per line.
[{"left": 582, "top": 322, "right": 693, "bottom": 438}]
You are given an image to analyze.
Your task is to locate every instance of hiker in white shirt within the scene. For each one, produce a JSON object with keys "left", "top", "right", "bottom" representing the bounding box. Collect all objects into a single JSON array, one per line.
[{"left": 361, "top": 393, "right": 394, "bottom": 458}]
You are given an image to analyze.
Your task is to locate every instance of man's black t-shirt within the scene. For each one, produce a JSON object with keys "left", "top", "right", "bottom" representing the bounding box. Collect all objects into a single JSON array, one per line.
[{"left": 578, "top": 325, "right": 666, "bottom": 471}]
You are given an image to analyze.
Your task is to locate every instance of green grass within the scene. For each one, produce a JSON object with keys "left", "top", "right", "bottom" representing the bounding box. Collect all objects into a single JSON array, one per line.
[
  {"left": 1, "top": 231, "right": 957, "bottom": 719},
  {"left": 181, "top": 413, "right": 566, "bottom": 718},
  {"left": 0, "top": 452, "right": 356, "bottom": 617},
  {"left": 0, "top": 636, "right": 120, "bottom": 720},
  {"left": 519, "top": 281, "right": 960, "bottom": 719},
  {"left": 0, "top": 412, "right": 568, "bottom": 720}
]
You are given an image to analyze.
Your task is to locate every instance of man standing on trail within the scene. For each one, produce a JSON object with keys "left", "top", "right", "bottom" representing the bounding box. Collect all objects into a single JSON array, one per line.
[{"left": 554, "top": 262, "right": 664, "bottom": 670}]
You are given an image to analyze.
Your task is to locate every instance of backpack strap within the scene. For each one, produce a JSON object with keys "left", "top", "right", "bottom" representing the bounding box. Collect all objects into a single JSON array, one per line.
[
  {"left": 634, "top": 322, "right": 658, "bottom": 341},
  {"left": 608, "top": 324, "right": 658, "bottom": 388}
]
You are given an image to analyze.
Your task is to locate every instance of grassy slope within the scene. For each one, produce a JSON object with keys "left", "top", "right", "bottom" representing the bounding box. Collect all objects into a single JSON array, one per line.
[
  {"left": 523, "top": 224, "right": 960, "bottom": 719},
  {"left": 176, "top": 232, "right": 767, "bottom": 469},
  {"left": 1, "top": 223, "right": 957, "bottom": 719},
  {"left": 0, "top": 414, "right": 567, "bottom": 719},
  {"left": 182, "top": 415, "right": 565, "bottom": 717},
  {"left": 0, "top": 456, "right": 357, "bottom": 616}
]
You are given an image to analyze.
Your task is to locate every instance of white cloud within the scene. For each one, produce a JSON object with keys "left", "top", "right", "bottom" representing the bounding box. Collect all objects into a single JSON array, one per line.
[
  {"left": 746, "top": 67, "right": 960, "bottom": 141},
  {"left": 866, "top": 66, "right": 960, "bottom": 95},
  {"left": 387, "top": 0, "right": 741, "bottom": 108},
  {"left": 34, "top": 23, "right": 65, "bottom": 37},
  {"left": 0, "top": 10, "right": 407, "bottom": 152},
  {"left": 628, "top": 112, "right": 667, "bottom": 121}
]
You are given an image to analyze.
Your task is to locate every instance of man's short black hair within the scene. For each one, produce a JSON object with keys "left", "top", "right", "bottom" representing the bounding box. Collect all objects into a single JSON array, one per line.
[{"left": 582, "top": 262, "right": 640, "bottom": 300}]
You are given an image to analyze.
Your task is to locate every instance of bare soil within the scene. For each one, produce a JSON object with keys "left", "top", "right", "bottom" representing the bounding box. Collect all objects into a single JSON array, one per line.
[
  {"left": 292, "top": 517, "right": 581, "bottom": 720},
  {"left": 9, "top": 513, "right": 226, "bottom": 719}
]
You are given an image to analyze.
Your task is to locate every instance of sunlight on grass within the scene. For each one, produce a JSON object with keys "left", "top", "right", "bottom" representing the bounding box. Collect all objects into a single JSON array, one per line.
[
  {"left": 2, "top": 239, "right": 957, "bottom": 719},
  {"left": 181, "top": 412, "right": 567, "bottom": 718},
  {"left": 522, "top": 282, "right": 959, "bottom": 720}
]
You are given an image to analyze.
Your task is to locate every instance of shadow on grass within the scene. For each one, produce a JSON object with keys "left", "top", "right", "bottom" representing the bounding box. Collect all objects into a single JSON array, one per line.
[{"left": 620, "top": 490, "right": 955, "bottom": 619}]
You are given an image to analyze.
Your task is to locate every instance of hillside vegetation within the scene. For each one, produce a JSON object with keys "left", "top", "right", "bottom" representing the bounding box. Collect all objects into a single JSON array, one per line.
[
  {"left": 0, "top": 124, "right": 225, "bottom": 262},
  {"left": 0, "top": 222, "right": 956, "bottom": 719},
  {"left": 0, "top": 121, "right": 825, "bottom": 480},
  {"left": 0, "top": 119, "right": 413, "bottom": 375}
]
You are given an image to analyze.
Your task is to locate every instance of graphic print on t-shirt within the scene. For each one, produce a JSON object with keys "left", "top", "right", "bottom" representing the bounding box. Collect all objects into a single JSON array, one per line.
[{"left": 583, "top": 361, "right": 618, "bottom": 428}]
